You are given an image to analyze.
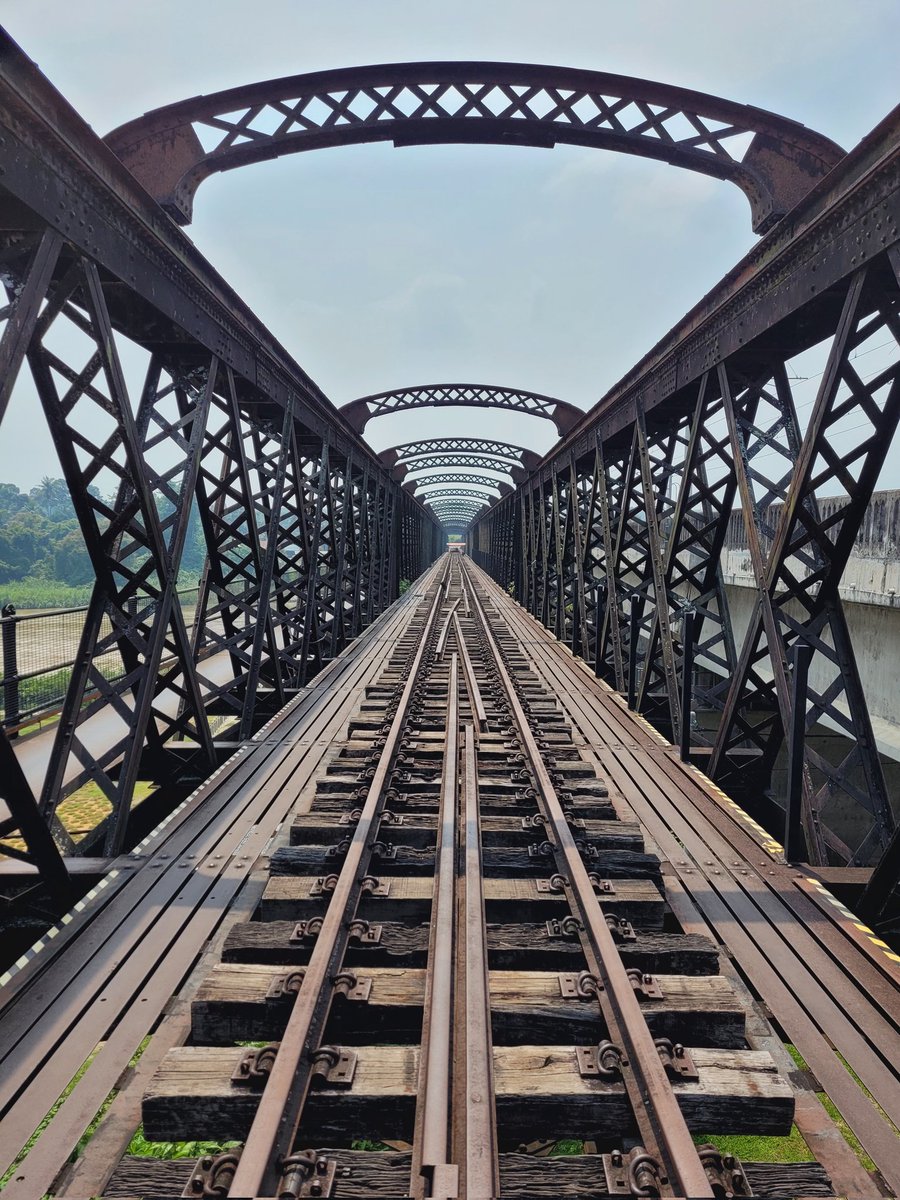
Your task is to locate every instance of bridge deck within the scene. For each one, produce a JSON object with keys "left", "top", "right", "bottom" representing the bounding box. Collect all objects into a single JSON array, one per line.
[
  {"left": 0, "top": 560, "right": 898, "bottom": 1197},
  {"left": 0, "top": 574, "right": 435, "bottom": 1198},
  {"left": 472, "top": 562, "right": 900, "bottom": 1194}
]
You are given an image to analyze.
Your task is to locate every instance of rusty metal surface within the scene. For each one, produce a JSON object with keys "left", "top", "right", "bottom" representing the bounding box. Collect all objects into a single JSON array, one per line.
[
  {"left": 227, "top": 581, "right": 445, "bottom": 1198},
  {"left": 471, "top": 557, "right": 900, "bottom": 1195},
  {"left": 472, "top": 182, "right": 900, "bottom": 872},
  {"left": 467, "top": 568, "right": 713, "bottom": 1197},
  {"left": 460, "top": 723, "right": 499, "bottom": 1198},
  {"left": 0, "top": 33, "right": 443, "bottom": 891},
  {"left": 411, "top": 653, "right": 459, "bottom": 1198},
  {"left": 341, "top": 384, "right": 582, "bottom": 437},
  {"left": 0, "top": 577, "right": 438, "bottom": 1199},
  {"left": 104, "top": 61, "right": 843, "bottom": 232}
]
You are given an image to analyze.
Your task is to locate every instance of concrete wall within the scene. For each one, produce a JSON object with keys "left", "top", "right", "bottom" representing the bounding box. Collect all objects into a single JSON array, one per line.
[{"left": 721, "top": 490, "right": 900, "bottom": 761}]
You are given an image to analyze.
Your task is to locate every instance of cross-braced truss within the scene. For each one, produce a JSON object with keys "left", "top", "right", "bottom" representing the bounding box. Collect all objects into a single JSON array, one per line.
[
  {"left": 402, "top": 453, "right": 529, "bottom": 480},
  {"left": 106, "top": 62, "right": 843, "bottom": 232},
  {"left": 0, "top": 48, "right": 442, "bottom": 896},
  {"left": 419, "top": 488, "right": 497, "bottom": 504},
  {"left": 341, "top": 382, "right": 582, "bottom": 436},
  {"left": 472, "top": 118, "right": 900, "bottom": 887},
  {"left": 3, "top": 33, "right": 900, "bottom": 923},
  {"left": 384, "top": 437, "right": 540, "bottom": 467},
  {"left": 410, "top": 473, "right": 509, "bottom": 495}
]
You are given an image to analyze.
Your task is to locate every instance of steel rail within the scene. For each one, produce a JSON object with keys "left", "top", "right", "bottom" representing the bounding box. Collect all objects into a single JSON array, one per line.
[
  {"left": 228, "top": 580, "right": 446, "bottom": 1198},
  {"left": 463, "top": 563, "right": 714, "bottom": 1198},
  {"left": 436, "top": 598, "right": 462, "bottom": 659},
  {"left": 453, "top": 612, "right": 487, "bottom": 732},
  {"left": 461, "top": 721, "right": 500, "bottom": 1197},
  {"left": 411, "top": 651, "right": 460, "bottom": 1199}
]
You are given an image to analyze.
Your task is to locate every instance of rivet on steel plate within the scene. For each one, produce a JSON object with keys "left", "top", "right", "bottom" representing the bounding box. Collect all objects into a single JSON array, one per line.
[
  {"left": 627, "top": 968, "right": 664, "bottom": 1000},
  {"left": 266, "top": 971, "right": 306, "bottom": 1001},
  {"left": 181, "top": 1151, "right": 241, "bottom": 1198},
  {"left": 309, "top": 1045, "right": 358, "bottom": 1087},
  {"left": 697, "top": 1144, "right": 749, "bottom": 1196},
  {"left": 546, "top": 915, "right": 584, "bottom": 940},
  {"left": 576, "top": 1039, "right": 624, "bottom": 1078},
  {"left": 654, "top": 1038, "right": 699, "bottom": 1080},
  {"left": 332, "top": 971, "right": 373, "bottom": 1002},
  {"left": 558, "top": 970, "right": 604, "bottom": 999}
]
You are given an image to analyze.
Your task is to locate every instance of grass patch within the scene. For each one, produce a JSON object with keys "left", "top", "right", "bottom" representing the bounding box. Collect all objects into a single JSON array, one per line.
[
  {"left": 786, "top": 1045, "right": 877, "bottom": 1171},
  {"left": 126, "top": 1128, "right": 241, "bottom": 1159},
  {"left": 691, "top": 1127, "right": 812, "bottom": 1163},
  {"left": 0, "top": 1049, "right": 100, "bottom": 1187},
  {"left": 2, "top": 780, "right": 157, "bottom": 855}
]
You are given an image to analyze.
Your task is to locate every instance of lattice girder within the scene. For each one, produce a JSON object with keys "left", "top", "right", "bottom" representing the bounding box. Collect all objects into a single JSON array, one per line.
[
  {"left": 402, "top": 453, "right": 529, "bottom": 479},
  {"left": 711, "top": 266, "right": 900, "bottom": 862},
  {"left": 25, "top": 260, "right": 219, "bottom": 853},
  {"left": 409, "top": 473, "right": 510, "bottom": 496},
  {"left": 341, "top": 382, "right": 582, "bottom": 436},
  {"left": 106, "top": 62, "right": 844, "bottom": 233}
]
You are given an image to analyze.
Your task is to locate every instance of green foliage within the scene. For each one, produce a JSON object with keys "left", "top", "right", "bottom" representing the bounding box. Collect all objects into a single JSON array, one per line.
[
  {"left": 0, "top": 576, "right": 93, "bottom": 608},
  {"left": 0, "top": 479, "right": 207, "bottom": 605},
  {"left": 0, "top": 477, "right": 98, "bottom": 593},
  {"left": 399, "top": 578, "right": 411, "bottom": 594},
  {"left": 126, "top": 1128, "right": 241, "bottom": 1159},
  {"left": 692, "top": 1127, "right": 812, "bottom": 1163}
]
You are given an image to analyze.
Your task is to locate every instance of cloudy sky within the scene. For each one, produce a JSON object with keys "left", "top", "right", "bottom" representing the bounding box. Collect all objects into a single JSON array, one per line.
[{"left": 2, "top": 1, "right": 899, "bottom": 493}]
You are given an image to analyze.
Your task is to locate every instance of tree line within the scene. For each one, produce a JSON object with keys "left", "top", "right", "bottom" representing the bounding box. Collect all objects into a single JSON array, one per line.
[{"left": 0, "top": 477, "right": 206, "bottom": 591}]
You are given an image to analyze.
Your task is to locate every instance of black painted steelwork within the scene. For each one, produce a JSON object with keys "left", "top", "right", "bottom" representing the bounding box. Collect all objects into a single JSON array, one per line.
[
  {"left": 106, "top": 62, "right": 843, "bottom": 233},
  {"left": 341, "top": 383, "right": 583, "bottom": 436},
  {"left": 407, "top": 473, "right": 510, "bottom": 496},
  {"left": 472, "top": 107, "right": 900, "bottom": 874},
  {"left": 2, "top": 26, "right": 899, "bottom": 915},
  {"left": 0, "top": 36, "right": 442, "bottom": 892}
]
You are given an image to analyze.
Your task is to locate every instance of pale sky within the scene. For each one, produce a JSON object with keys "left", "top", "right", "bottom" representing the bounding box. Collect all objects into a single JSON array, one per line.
[{"left": 2, "top": 1, "right": 899, "bottom": 495}]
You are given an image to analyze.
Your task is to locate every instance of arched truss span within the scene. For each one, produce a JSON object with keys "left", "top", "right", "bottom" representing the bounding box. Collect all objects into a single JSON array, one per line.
[
  {"left": 341, "top": 383, "right": 582, "bottom": 436},
  {"left": 417, "top": 488, "right": 497, "bottom": 504},
  {"left": 106, "top": 63, "right": 844, "bottom": 233},
  {"left": 382, "top": 437, "right": 540, "bottom": 476},
  {"left": 402, "top": 453, "right": 526, "bottom": 479},
  {"left": 427, "top": 491, "right": 487, "bottom": 506},
  {"left": 429, "top": 505, "right": 486, "bottom": 523},
  {"left": 407, "top": 473, "right": 510, "bottom": 496},
  {"left": 422, "top": 489, "right": 494, "bottom": 504}
]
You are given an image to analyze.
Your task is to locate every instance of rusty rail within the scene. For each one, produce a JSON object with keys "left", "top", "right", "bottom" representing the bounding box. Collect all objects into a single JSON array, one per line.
[
  {"left": 228, "top": 582, "right": 446, "bottom": 1198},
  {"left": 466, "top": 565, "right": 714, "bottom": 1198}
]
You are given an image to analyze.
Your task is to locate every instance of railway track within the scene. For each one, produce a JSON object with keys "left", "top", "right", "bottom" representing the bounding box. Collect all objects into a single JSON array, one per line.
[{"left": 1, "top": 555, "right": 883, "bottom": 1198}]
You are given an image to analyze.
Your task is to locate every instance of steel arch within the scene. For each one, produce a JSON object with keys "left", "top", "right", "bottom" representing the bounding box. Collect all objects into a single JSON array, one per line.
[
  {"left": 384, "top": 437, "right": 539, "bottom": 465},
  {"left": 427, "top": 493, "right": 487, "bottom": 508},
  {"left": 417, "top": 488, "right": 497, "bottom": 503},
  {"left": 428, "top": 496, "right": 487, "bottom": 510},
  {"left": 427, "top": 508, "right": 487, "bottom": 523},
  {"left": 341, "top": 383, "right": 582, "bottom": 436},
  {"left": 409, "top": 473, "right": 510, "bottom": 496},
  {"left": 402, "top": 453, "right": 527, "bottom": 479},
  {"left": 106, "top": 62, "right": 844, "bottom": 233}
]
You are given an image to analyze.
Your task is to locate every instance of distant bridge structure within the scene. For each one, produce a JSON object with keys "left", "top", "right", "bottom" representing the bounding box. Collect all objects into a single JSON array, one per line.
[
  {"left": 340, "top": 383, "right": 583, "bottom": 436},
  {"left": 0, "top": 27, "right": 897, "bottom": 942}
]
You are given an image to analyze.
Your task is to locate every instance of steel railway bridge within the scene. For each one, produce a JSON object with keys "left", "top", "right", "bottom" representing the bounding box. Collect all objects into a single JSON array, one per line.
[{"left": 1, "top": 28, "right": 900, "bottom": 1200}]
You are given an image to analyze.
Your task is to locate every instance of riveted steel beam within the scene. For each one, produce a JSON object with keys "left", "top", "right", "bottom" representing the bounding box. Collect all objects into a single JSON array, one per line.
[{"left": 106, "top": 60, "right": 843, "bottom": 232}]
